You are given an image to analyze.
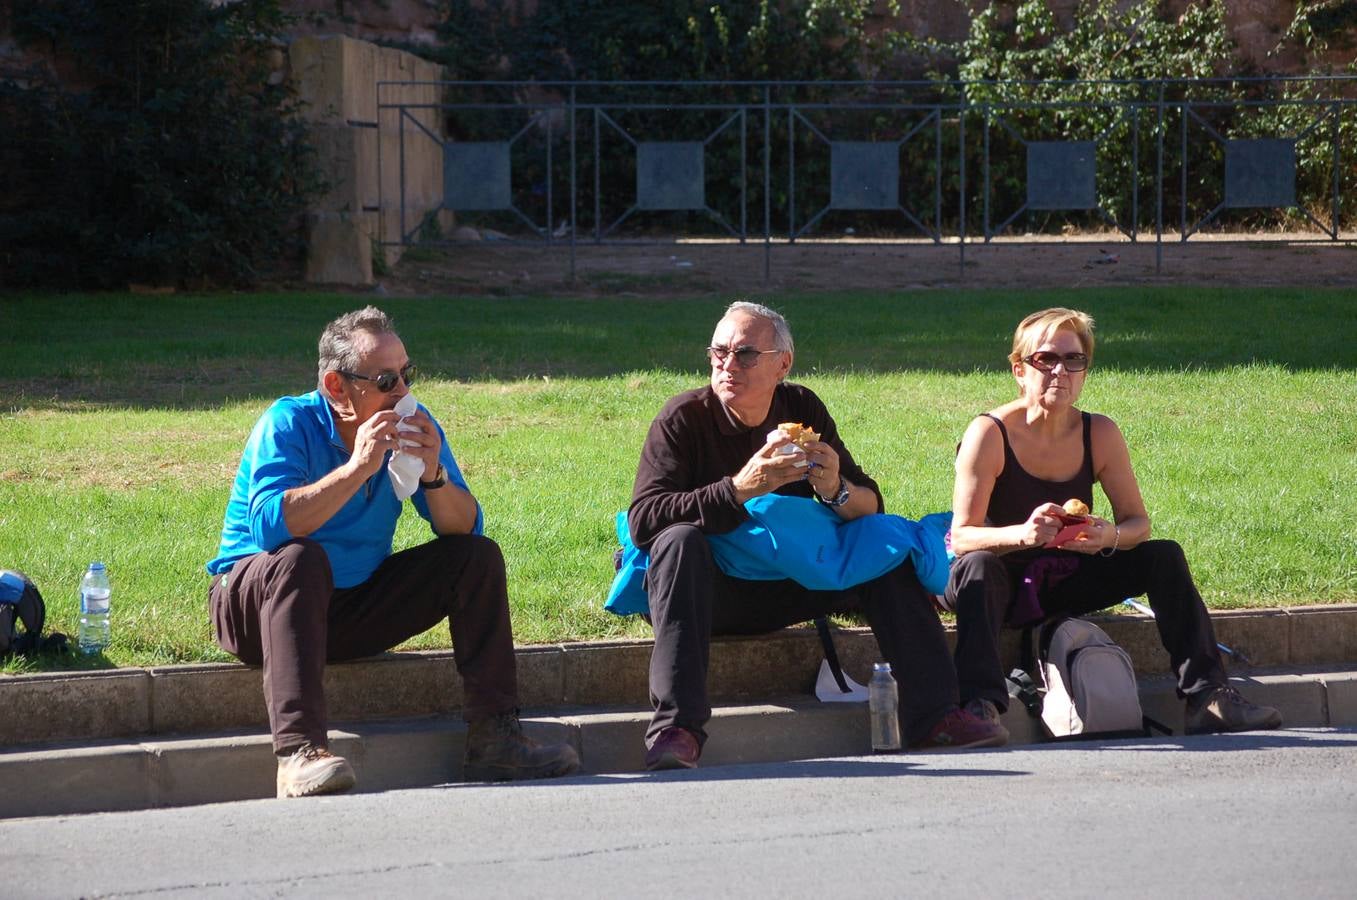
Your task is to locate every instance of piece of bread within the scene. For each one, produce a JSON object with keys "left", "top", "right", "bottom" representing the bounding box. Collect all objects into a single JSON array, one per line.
[
  {"left": 1062, "top": 498, "right": 1090, "bottom": 518},
  {"left": 778, "top": 422, "right": 821, "bottom": 447}
]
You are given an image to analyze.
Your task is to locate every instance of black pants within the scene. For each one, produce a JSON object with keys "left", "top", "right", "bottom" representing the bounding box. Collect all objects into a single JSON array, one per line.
[
  {"left": 943, "top": 540, "right": 1227, "bottom": 712},
  {"left": 210, "top": 535, "right": 519, "bottom": 754},
  {"left": 643, "top": 523, "right": 959, "bottom": 747}
]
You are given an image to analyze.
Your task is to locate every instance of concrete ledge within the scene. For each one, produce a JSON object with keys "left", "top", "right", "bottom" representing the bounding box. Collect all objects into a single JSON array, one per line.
[
  {"left": 4, "top": 670, "right": 1353, "bottom": 820},
  {"left": 4, "top": 606, "right": 1357, "bottom": 749}
]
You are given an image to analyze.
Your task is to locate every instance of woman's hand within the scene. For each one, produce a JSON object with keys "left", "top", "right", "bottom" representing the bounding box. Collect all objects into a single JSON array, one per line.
[
  {"left": 1019, "top": 503, "right": 1066, "bottom": 549},
  {"left": 1059, "top": 515, "right": 1116, "bottom": 555}
]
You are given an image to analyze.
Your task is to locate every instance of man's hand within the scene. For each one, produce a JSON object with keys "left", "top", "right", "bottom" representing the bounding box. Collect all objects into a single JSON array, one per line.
[
  {"left": 350, "top": 409, "right": 405, "bottom": 478},
  {"left": 392, "top": 407, "right": 444, "bottom": 481},
  {"left": 732, "top": 435, "right": 812, "bottom": 503},
  {"left": 800, "top": 439, "right": 842, "bottom": 501}
]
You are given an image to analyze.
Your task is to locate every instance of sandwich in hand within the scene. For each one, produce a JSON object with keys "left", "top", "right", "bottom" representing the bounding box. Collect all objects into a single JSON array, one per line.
[
  {"left": 778, "top": 422, "right": 821, "bottom": 447},
  {"left": 1048, "top": 497, "right": 1093, "bottom": 548}
]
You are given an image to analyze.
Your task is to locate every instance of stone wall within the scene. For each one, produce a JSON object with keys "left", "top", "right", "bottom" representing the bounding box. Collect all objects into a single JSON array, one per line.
[{"left": 290, "top": 34, "right": 447, "bottom": 285}]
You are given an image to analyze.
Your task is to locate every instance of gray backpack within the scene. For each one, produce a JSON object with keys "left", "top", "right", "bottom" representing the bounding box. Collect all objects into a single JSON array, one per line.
[{"left": 1010, "top": 616, "right": 1168, "bottom": 740}]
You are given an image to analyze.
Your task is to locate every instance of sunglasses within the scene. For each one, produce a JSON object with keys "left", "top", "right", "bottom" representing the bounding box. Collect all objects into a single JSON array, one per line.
[
  {"left": 1023, "top": 352, "right": 1089, "bottom": 373},
  {"left": 338, "top": 363, "right": 417, "bottom": 393},
  {"left": 707, "top": 346, "right": 782, "bottom": 369}
]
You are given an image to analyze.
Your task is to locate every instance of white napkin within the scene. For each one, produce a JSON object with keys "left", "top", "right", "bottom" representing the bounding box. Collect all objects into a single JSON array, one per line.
[
  {"left": 388, "top": 393, "right": 425, "bottom": 500},
  {"left": 765, "top": 427, "right": 810, "bottom": 468},
  {"left": 815, "top": 658, "right": 869, "bottom": 703}
]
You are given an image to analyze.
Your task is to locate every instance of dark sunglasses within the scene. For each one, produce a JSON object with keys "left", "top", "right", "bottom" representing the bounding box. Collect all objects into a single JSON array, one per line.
[
  {"left": 338, "top": 363, "right": 417, "bottom": 393},
  {"left": 707, "top": 345, "right": 781, "bottom": 369},
  {"left": 1023, "top": 352, "right": 1089, "bottom": 373}
]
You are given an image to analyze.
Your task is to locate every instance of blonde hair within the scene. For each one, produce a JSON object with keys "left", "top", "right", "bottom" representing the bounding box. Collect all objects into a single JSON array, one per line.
[{"left": 1008, "top": 307, "right": 1096, "bottom": 365}]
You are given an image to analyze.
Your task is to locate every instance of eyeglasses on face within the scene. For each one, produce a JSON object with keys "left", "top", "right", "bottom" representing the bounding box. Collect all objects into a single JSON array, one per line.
[
  {"left": 338, "top": 363, "right": 417, "bottom": 393},
  {"left": 1023, "top": 351, "right": 1089, "bottom": 373},
  {"left": 707, "top": 345, "right": 781, "bottom": 369}
]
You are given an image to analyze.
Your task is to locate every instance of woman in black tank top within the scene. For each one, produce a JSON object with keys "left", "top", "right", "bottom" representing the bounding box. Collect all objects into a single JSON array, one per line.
[{"left": 939, "top": 308, "right": 1280, "bottom": 737}]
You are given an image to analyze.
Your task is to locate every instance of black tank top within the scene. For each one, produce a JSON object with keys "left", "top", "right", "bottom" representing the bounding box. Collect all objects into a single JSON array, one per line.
[{"left": 983, "top": 411, "right": 1095, "bottom": 527}]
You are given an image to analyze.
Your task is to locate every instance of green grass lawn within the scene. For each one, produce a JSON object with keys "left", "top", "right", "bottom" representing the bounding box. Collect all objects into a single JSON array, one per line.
[{"left": 2, "top": 287, "right": 1355, "bottom": 671}]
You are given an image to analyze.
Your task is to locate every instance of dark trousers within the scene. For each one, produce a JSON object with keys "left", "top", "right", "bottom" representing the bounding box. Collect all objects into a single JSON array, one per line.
[
  {"left": 644, "top": 523, "right": 959, "bottom": 747},
  {"left": 943, "top": 539, "right": 1228, "bottom": 711},
  {"left": 210, "top": 535, "right": 519, "bottom": 754}
]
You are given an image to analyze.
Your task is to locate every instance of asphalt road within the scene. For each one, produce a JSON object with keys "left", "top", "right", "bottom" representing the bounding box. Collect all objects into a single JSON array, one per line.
[{"left": 5, "top": 729, "right": 1355, "bottom": 899}]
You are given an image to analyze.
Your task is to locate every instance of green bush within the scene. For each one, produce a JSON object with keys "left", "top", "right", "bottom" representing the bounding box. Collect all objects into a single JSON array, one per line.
[{"left": 1, "top": 0, "right": 322, "bottom": 289}]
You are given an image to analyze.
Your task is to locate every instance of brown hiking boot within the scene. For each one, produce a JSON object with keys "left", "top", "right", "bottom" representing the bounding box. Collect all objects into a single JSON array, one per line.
[
  {"left": 463, "top": 713, "right": 581, "bottom": 782},
  {"left": 1185, "top": 684, "right": 1282, "bottom": 735},
  {"left": 276, "top": 743, "right": 356, "bottom": 799}
]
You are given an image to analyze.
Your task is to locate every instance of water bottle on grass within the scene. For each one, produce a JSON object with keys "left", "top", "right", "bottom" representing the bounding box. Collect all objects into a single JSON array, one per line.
[
  {"left": 78, "top": 562, "right": 111, "bottom": 654},
  {"left": 868, "top": 662, "right": 901, "bottom": 752}
]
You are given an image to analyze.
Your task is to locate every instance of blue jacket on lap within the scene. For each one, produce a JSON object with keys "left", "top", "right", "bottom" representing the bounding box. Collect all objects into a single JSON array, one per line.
[{"left": 606, "top": 494, "right": 950, "bottom": 617}]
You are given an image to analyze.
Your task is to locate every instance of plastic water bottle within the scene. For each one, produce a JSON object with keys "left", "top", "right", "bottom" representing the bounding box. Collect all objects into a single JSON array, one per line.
[
  {"left": 78, "top": 562, "right": 111, "bottom": 654},
  {"left": 868, "top": 661, "right": 901, "bottom": 752}
]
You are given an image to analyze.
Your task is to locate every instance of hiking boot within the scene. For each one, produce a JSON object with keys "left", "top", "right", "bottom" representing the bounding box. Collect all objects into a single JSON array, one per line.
[
  {"left": 964, "top": 697, "right": 1006, "bottom": 728},
  {"left": 910, "top": 706, "right": 1009, "bottom": 751},
  {"left": 1185, "top": 684, "right": 1282, "bottom": 735},
  {"left": 463, "top": 713, "right": 581, "bottom": 782},
  {"left": 276, "top": 743, "right": 356, "bottom": 799},
  {"left": 644, "top": 726, "right": 701, "bottom": 771}
]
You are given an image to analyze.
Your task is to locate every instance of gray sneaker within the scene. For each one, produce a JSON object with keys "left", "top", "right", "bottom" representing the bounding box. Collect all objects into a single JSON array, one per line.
[
  {"left": 463, "top": 713, "right": 581, "bottom": 782},
  {"left": 276, "top": 743, "right": 356, "bottom": 799},
  {"left": 1185, "top": 684, "right": 1282, "bottom": 735}
]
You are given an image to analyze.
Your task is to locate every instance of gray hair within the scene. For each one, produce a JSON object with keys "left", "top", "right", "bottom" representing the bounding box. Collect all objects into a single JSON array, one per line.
[
  {"left": 317, "top": 306, "right": 397, "bottom": 393},
  {"left": 724, "top": 300, "right": 794, "bottom": 354}
]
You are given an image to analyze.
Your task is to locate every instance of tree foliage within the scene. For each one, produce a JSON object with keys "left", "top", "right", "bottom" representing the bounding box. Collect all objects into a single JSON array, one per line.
[{"left": 1, "top": 0, "right": 322, "bottom": 289}]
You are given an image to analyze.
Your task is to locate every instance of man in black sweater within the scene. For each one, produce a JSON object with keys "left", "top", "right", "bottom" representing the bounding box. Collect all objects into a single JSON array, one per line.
[{"left": 629, "top": 300, "right": 1007, "bottom": 770}]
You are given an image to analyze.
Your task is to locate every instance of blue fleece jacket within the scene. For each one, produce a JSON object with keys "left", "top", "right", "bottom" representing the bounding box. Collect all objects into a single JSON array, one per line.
[{"left": 206, "top": 390, "right": 480, "bottom": 588}]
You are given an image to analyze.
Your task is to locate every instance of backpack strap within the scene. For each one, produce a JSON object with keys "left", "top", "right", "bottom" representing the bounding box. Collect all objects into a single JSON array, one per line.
[
  {"left": 813, "top": 616, "right": 851, "bottom": 694},
  {"left": 1005, "top": 624, "right": 1043, "bottom": 717}
]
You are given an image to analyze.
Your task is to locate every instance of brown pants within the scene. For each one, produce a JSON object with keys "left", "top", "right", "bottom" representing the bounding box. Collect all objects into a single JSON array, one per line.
[{"left": 210, "top": 535, "right": 519, "bottom": 754}]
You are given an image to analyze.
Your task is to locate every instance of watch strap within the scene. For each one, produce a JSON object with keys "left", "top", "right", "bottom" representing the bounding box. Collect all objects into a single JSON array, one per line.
[
  {"left": 825, "top": 476, "right": 851, "bottom": 508},
  {"left": 419, "top": 464, "right": 447, "bottom": 490}
]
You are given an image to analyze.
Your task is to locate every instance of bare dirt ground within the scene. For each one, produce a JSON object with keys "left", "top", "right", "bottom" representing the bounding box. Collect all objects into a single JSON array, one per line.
[{"left": 376, "top": 233, "right": 1357, "bottom": 297}]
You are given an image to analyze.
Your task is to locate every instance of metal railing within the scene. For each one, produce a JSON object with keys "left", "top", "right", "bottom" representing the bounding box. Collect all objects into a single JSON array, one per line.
[{"left": 376, "top": 78, "right": 1357, "bottom": 282}]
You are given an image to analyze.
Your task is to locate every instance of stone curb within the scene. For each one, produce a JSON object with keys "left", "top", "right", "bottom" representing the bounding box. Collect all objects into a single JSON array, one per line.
[
  {"left": 5, "top": 605, "right": 1357, "bottom": 749},
  {"left": 3, "top": 667, "right": 1355, "bottom": 820}
]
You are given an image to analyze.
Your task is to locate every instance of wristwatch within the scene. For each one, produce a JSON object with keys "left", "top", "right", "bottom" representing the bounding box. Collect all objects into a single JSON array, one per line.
[
  {"left": 823, "top": 476, "right": 851, "bottom": 508},
  {"left": 419, "top": 464, "right": 447, "bottom": 490}
]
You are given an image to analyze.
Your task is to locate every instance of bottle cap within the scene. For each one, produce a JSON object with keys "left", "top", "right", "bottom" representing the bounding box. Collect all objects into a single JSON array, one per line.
[
  {"left": 90, "top": 562, "right": 106, "bottom": 571},
  {"left": 873, "top": 661, "right": 892, "bottom": 672}
]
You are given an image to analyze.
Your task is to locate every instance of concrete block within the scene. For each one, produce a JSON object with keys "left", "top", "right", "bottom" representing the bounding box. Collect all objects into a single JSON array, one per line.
[
  {"left": 707, "top": 630, "right": 822, "bottom": 700},
  {"left": 145, "top": 732, "right": 280, "bottom": 807},
  {"left": 1320, "top": 671, "right": 1357, "bottom": 726},
  {"left": 1286, "top": 605, "right": 1357, "bottom": 666},
  {"left": 566, "top": 708, "right": 649, "bottom": 775},
  {"left": 325, "top": 652, "right": 460, "bottom": 721},
  {"left": 515, "top": 646, "right": 565, "bottom": 708},
  {"left": 1098, "top": 615, "right": 1173, "bottom": 676},
  {"left": 306, "top": 211, "right": 373, "bottom": 285},
  {"left": 1212, "top": 609, "right": 1291, "bottom": 668},
  {"left": 346, "top": 717, "right": 462, "bottom": 790},
  {"left": 150, "top": 663, "right": 266, "bottom": 735},
  {"left": 1, "top": 670, "right": 150, "bottom": 746},
  {"left": 1229, "top": 672, "right": 1327, "bottom": 727},
  {"left": 832, "top": 627, "right": 886, "bottom": 684},
  {"left": 704, "top": 701, "right": 867, "bottom": 766},
  {"left": 562, "top": 639, "right": 651, "bottom": 706},
  {"left": 0, "top": 742, "right": 151, "bottom": 818}
]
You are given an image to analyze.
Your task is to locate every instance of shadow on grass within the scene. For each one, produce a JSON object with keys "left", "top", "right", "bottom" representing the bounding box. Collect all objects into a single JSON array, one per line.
[{"left": 4, "top": 287, "right": 1356, "bottom": 411}]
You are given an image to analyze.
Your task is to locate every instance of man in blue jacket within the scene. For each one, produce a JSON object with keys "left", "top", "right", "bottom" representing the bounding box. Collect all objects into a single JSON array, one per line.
[
  {"left": 630, "top": 301, "right": 1008, "bottom": 770},
  {"left": 208, "top": 306, "right": 578, "bottom": 798}
]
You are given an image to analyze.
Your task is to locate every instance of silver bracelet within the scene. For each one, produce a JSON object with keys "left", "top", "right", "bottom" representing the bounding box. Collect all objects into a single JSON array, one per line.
[{"left": 1099, "top": 525, "right": 1121, "bottom": 557}]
